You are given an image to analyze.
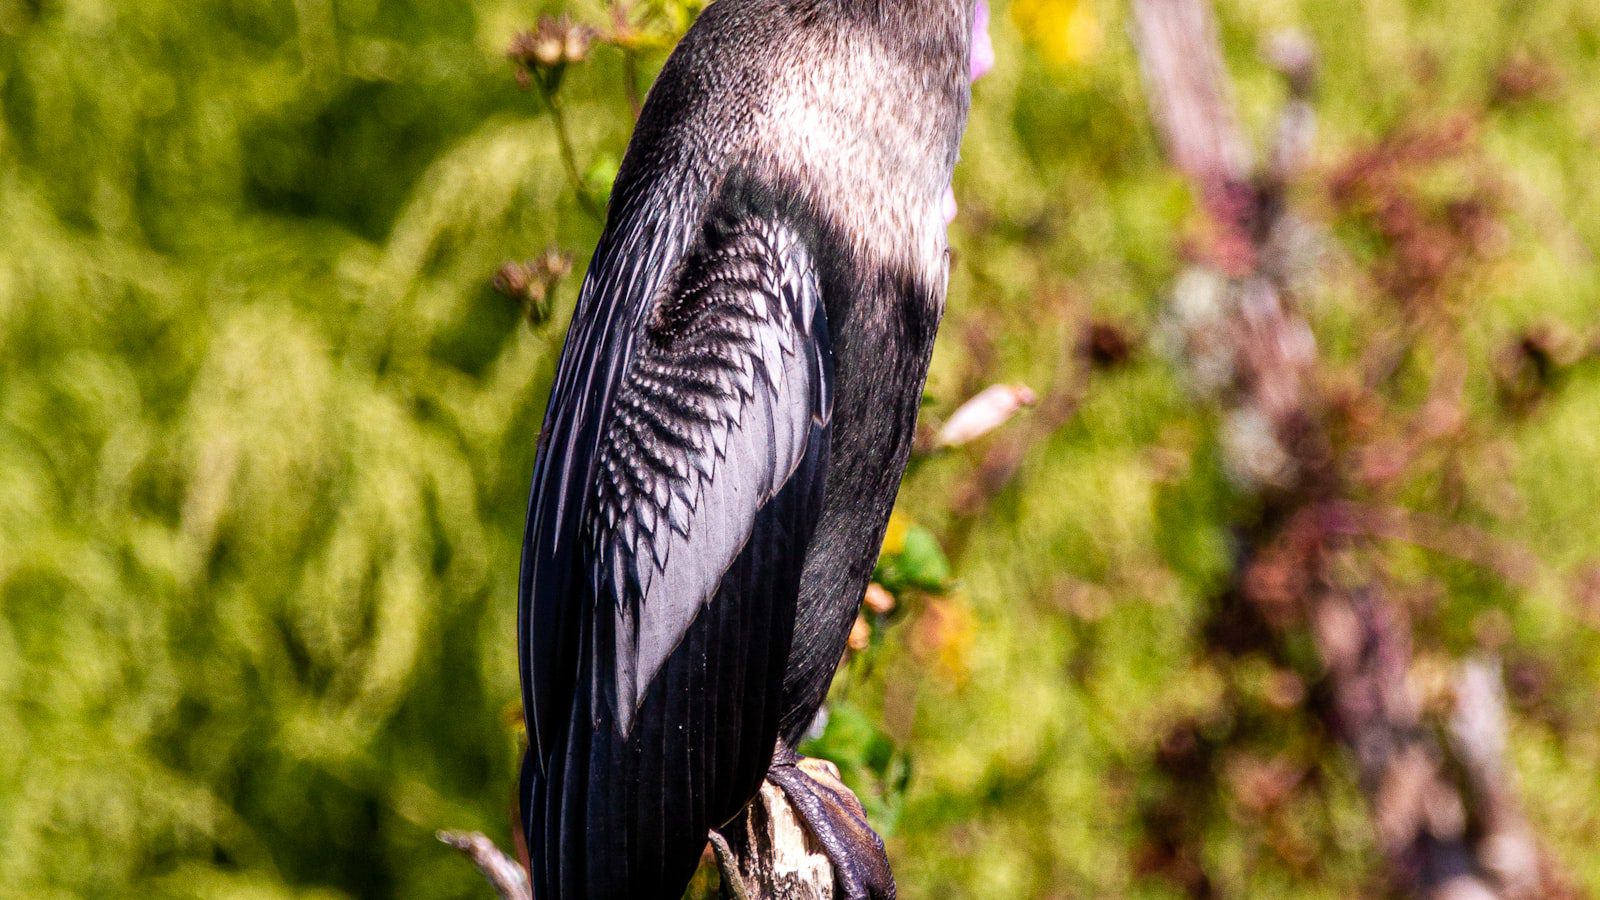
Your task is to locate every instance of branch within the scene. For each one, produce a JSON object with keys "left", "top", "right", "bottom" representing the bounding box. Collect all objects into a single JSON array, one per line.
[
  {"left": 605, "top": 0, "right": 645, "bottom": 118},
  {"left": 1309, "top": 580, "right": 1491, "bottom": 897},
  {"left": 438, "top": 831, "right": 532, "bottom": 900},
  {"left": 1130, "top": 3, "right": 1557, "bottom": 896},
  {"left": 540, "top": 88, "right": 604, "bottom": 222},
  {"left": 1315, "top": 501, "right": 1540, "bottom": 588},
  {"left": 1131, "top": 0, "right": 1250, "bottom": 190},
  {"left": 714, "top": 781, "right": 835, "bottom": 900},
  {"left": 1448, "top": 659, "right": 1541, "bottom": 900}
]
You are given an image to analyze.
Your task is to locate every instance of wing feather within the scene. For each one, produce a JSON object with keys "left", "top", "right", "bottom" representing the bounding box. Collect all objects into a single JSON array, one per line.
[
  {"left": 592, "top": 207, "right": 832, "bottom": 733},
  {"left": 518, "top": 172, "right": 699, "bottom": 766},
  {"left": 522, "top": 183, "right": 836, "bottom": 888},
  {"left": 519, "top": 179, "right": 834, "bottom": 762}
]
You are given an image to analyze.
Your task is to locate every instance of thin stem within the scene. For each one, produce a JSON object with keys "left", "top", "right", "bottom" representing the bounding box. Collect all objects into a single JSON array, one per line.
[
  {"left": 622, "top": 50, "right": 643, "bottom": 119},
  {"left": 540, "top": 83, "right": 603, "bottom": 222},
  {"left": 607, "top": 0, "right": 644, "bottom": 118}
]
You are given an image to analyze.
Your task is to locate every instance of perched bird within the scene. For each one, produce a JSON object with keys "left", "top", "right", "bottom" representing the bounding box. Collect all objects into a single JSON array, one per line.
[{"left": 517, "top": 0, "right": 974, "bottom": 896}]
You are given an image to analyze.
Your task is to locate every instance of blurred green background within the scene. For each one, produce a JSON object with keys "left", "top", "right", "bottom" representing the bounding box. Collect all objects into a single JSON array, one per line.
[{"left": 4, "top": 0, "right": 1600, "bottom": 896}]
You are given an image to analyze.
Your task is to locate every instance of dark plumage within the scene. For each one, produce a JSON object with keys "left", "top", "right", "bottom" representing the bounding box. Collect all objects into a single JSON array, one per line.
[{"left": 517, "top": 0, "right": 973, "bottom": 896}]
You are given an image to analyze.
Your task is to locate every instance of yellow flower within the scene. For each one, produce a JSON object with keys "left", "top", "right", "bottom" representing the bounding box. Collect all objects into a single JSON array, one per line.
[
  {"left": 881, "top": 510, "right": 911, "bottom": 557},
  {"left": 1011, "top": 0, "right": 1102, "bottom": 67}
]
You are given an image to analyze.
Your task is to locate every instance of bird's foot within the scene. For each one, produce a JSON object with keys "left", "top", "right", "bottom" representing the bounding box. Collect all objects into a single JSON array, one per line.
[{"left": 764, "top": 750, "right": 896, "bottom": 900}]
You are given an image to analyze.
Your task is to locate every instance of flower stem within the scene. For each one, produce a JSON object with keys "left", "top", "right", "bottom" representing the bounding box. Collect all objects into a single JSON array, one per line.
[
  {"left": 540, "top": 84, "right": 603, "bottom": 222},
  {"left": 622, "top": 51, "right": 642, "bottom": 119}
]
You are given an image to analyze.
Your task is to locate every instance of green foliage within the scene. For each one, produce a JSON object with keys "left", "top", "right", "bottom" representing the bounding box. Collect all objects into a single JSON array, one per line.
[
  {"left": 875, "top": 525, "right": 954, "bottom": 595},
  {"left": 800, "top": 702, "right": 913, "bottom": 837},
  {"left": 6, "top": 0, "right": 1600, "bottom": 896},
  {"left": 0, "top": 1, "right": 630, "bottom": 895}
]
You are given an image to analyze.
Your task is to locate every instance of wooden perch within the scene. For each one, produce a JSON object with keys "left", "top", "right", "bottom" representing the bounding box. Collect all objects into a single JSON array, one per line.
[
  {"left": 441, "top": 758, "right": 866, "bottom": 899},
  {"left": 712, "top": 781, "right": 835, "bottom": 900},
  {"left": 713, "top": 756, "right": 885, "bottom": 899},
  {"left": 440, "top": 800, "right": 835, "bottom": 900}
]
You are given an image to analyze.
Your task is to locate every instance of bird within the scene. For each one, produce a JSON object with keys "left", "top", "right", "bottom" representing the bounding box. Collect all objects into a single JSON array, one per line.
[{"left": 517, "top": 0, "right": 974, "bottom": 896}]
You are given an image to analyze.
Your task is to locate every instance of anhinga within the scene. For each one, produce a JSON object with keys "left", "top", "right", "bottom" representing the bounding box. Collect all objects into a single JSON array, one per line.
[{"left": 518, "top": 0, "right": 974, "bottom": 896}]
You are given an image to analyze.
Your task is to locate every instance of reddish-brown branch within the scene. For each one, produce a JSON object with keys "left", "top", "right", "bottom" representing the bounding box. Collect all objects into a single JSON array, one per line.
[{"left": 1314, "top": 501, "right": 1540, "bottom": 588}]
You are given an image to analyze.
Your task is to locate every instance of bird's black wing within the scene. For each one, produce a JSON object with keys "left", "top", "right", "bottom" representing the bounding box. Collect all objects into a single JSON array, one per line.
[
  {"left": 589, "top": 209, "right": 834, "bottom": 735},
  {"left": 519, "top": 180, "right": 835, "bottom": 895},
  {"left": 516, "top": 169, "right": 694, "bottom": 765},
  {"left": 519, "top": 178, "right": 834, "bottom": 761}
]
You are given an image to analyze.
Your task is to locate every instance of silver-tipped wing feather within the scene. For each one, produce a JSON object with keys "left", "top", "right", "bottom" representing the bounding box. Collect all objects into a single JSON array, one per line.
[
  {"left": 519, "top": 190, "right": 834, "bottom": 757},
  {"left": 592, "top": 211, "right": 832, "bottom": 733}
]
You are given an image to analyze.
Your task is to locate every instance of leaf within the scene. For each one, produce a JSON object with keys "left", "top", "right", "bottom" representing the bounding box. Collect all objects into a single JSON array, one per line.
[{"left": 877, "top": 525, "right": 951, "bottom": 593}]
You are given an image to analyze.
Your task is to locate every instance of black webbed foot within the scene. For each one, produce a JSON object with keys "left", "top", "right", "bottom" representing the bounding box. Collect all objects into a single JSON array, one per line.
[{"left": 764, "top": 748, "right": 896, "bottom": 900}]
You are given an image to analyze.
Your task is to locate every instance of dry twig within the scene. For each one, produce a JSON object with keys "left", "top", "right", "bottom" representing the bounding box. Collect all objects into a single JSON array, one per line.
[{"left": 438, "top": 830, "right": 532, "bottom": 900}]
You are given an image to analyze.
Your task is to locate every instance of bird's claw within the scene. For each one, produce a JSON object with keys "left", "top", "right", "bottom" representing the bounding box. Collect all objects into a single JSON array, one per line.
[{"left": 767, "top": 754, "right": 896, "bottom": 900}]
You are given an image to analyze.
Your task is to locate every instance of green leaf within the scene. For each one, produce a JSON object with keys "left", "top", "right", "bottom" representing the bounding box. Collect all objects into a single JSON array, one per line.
[{"left": 896, "top": 525, "right": 952, "bottom": 592}]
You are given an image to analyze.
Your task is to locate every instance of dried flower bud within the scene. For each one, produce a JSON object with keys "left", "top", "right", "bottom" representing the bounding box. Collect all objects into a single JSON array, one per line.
[
  {"left": 562, "top": 26, "right": 593, "bottom": 65},
  {"left": 506, "top": 29, "right": 542, "bottom": 68},
  {"left": 508, "top": 16, "right": 597, "bottom": 88},
  {"left": 536, "top": 247, "right": 573, "bottom": 281},
  {"left": 532, "top": 33, "right": 564, "bottom": 67},
  {"left": 1083, "top": 320, "right": 1135, "bottom": 369},
  {"left": 934, "top": 383, "right": 1037, "bottom": 449},
  {"left": 493, "top": 248, "right": 574, "bottom": 326},
  {"left": 847, "top": 614, "right": 871, "bottom": 652},
  {"left": 493, "top": 260, "right": 533, "bottom": 297},
  {"left": 862, "top": 582, "right": 895, "bottom": 616}
]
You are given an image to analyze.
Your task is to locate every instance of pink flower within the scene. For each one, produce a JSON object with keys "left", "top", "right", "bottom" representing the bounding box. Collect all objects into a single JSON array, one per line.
[
  {"left": 970, "top": 0, "right": 995, "bottom": 81},
  {"left": 935, "top": 383, "right": 1038, "bottom": 448},
  {"left": 947, "top": 0, "right": 994, "bottom": 224}
]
